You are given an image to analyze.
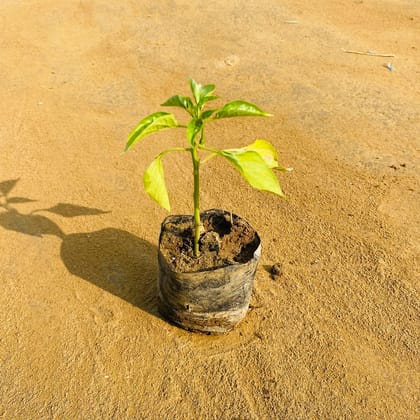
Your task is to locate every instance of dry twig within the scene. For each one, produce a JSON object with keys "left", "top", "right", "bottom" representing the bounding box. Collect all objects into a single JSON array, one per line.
[{"left": 342, "top": 48, "right": 395, "bottom": 57}]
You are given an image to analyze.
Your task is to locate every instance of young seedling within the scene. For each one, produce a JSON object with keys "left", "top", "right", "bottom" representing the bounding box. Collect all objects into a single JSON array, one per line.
[{"left": 125, "top": 80, "right": 289, "bottom": 256}]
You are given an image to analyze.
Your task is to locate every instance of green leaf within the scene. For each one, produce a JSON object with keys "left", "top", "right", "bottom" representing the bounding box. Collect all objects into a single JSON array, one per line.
[
  {"left": 190, "top": 79, "right": 201, "bottom": 104},
  {"left": 143, "top": 155, "right": 170, "bottom": 211},
  {"left": 201, "top": 109, "right": 216, "bottom": 119},
  {"left": 214, "top": 100, "right": 272, "bottom": 119},
  {"left": 200, "top": 84, "right": 216, "bottom": 97},
  {"left": 161, "top": 95, "right": 194, "bottom": 115},
  {"left": 198, "top": 95, "right": 219, "bottom": 107},
  {"left": 190, "top": 80, "right": 216, "bottom": 105},
  {"left": 219, "top": 150, "right": 284, "bottom": 197},
  {"left": 125, "top": 112, "right": 179, "bottom": 152},
  {"left": 187, "top": 119, "right": 202, "bottom": 145}
]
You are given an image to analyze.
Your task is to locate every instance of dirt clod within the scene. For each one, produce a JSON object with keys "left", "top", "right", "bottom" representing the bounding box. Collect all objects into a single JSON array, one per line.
[{"left": 270, "top": 263, "right": 283, "bottom": 279}]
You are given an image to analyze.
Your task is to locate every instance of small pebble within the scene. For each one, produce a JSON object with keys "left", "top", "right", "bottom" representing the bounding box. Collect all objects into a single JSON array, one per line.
[
  {"left": 384, "top": 62, "right": 394, "bottom": 72},
  {"left": 224, "top": 55, "right": 240, "bottom": 66}
]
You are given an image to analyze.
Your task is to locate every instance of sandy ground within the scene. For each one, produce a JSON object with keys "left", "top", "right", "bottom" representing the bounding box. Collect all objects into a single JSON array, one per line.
[{"left": 1, "top": 0, "right": 419, "bottom": 418}]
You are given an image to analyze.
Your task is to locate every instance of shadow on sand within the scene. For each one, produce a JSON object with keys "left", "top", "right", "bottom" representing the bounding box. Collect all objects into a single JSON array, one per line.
[{"left": 0, "top": 179, "right": 159, "bottom": 316}]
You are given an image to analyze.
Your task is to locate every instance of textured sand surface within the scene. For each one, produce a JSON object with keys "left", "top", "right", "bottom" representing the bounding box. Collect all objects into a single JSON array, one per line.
[{"left": 1, "top": 1, "right": 419, "bottom": 418}]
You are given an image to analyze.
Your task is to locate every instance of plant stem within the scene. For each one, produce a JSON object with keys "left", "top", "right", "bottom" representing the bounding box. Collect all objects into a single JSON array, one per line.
[{"left": 191, "top": 146, "right": 201, "bottom": 257}]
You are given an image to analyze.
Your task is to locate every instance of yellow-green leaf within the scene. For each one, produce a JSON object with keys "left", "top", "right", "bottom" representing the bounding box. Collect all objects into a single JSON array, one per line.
[
  {"left": 219, "top": 150, "right": 285, "bottom": 197},
  {"left": 230, "top": 139, "right": 280, "bottom": 169},
  {"left": 143, "top": 155, "right": 170, "bottom": 211}
]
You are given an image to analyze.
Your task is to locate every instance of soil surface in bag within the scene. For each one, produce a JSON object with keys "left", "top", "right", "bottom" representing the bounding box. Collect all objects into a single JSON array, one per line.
[{"left": 159, "top": 212, "right": 260, "bottom": 272}]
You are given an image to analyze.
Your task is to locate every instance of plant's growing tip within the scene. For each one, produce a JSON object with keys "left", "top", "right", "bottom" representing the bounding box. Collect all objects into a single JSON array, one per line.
[{"left": 125, "top": 79, "right": 289, "bottom": 256}]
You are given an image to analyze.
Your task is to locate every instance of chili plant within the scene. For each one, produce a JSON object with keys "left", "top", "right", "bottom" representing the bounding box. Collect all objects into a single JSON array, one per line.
[{"left": 125, "top": 80, "right": 289, "bottom": 256}]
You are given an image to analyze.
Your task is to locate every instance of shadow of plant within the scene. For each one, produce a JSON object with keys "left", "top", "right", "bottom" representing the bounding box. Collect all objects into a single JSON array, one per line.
[
  {"left": 0, "top": 179, "right": 158, "bottom": 315},
  {"left": 61, "top": 229, "right": 158, "bottom": 313}
]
